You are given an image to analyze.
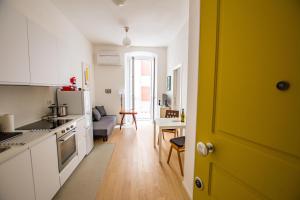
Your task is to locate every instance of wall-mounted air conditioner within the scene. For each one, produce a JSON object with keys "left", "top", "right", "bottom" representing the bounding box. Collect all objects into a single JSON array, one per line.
[{"left": 96, "top": 51, "right": 122, "bottom": 66}]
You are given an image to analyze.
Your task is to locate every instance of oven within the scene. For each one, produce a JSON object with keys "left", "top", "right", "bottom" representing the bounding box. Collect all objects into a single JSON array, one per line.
[{"left": 57, "top": 126, "right": 77, "bottom": 172}]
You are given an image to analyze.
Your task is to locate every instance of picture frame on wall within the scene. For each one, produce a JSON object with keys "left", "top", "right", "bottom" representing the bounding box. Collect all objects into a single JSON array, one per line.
[
  {"left": 82, "top": 62, "right": 90, "bottom": 89},
  {"left": 167, "top": 76, "right": 171, "bottom": 91}
]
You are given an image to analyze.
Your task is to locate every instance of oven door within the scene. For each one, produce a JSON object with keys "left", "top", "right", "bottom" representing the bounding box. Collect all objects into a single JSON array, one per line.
[{"left": 57, "top": 130, "right": 77, "bottom": 172}]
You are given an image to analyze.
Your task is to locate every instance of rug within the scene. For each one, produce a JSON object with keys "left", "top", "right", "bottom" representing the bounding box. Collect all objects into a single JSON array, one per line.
[{"left": 54, "top": 143, "right": 115, "bottom": 200}]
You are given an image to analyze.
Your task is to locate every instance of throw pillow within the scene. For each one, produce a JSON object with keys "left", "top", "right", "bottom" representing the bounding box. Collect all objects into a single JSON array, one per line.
[
  {"left": 92, "top": 108, "right": 101, "bottom": 121},
  {"left": 96, "top": 106, "right": 107, "bottom": 116}
]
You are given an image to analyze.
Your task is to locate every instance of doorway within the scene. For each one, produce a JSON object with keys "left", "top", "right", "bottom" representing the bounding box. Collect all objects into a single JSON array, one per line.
[
  {"left": 125, "top": 52, "right": 156, "bottom": 121},
  {"left": 172, "top": 65, "right": 182, "bottom": 110}
]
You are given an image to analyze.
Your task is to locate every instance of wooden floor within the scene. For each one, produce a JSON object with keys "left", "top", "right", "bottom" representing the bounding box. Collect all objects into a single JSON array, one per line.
[{"left": 95, "top": 121, "right": 190, "bottom": 200}]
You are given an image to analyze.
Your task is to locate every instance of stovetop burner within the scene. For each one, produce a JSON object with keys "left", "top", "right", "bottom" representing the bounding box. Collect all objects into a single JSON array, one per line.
[{"left": 16, "top": 119, "right": 73, "bottom": 130}]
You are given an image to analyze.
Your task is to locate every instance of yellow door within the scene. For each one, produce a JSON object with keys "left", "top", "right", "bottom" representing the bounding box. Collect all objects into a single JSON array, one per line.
[{"left": 194, "top": 0, "right": 300, "bottom": 199}]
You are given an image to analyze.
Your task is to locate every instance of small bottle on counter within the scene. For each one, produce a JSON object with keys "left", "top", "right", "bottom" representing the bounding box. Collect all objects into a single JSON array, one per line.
[{"left": 180, "top": 109, "right": 185, "bottom": 122}]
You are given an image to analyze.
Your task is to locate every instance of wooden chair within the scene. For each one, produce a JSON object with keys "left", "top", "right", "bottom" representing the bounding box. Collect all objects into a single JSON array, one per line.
[
  {"left": 167, "top": 136, "right": 185, "bottom": 176},
  {"left": 162, "top": 110, "right": 179, "bottom": 138}
]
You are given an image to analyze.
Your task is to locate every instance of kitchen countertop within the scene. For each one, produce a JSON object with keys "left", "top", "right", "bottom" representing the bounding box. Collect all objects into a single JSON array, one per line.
[{"left": 0, "top": 115, "right": 85, "bottom": 165}]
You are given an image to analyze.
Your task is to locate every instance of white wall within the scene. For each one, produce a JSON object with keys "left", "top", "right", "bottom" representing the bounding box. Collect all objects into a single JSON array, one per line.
[
  {"left": 0, "top": 0, "right": 93, "bottom": 127},
  {"left": 0, "top": 86, "right": 57, "bottom": 127},
  {"left": 183, "top": 0, "right": 200, "bottom": 198},
  {"left": 93, "top": 45, "right": 167, "bottom": 122},
  {"left": 167, "top": 22, "right": 189, "bottom": 110},
  {"left": 166, "top": 0, "right": 200, "bottom": 198}
]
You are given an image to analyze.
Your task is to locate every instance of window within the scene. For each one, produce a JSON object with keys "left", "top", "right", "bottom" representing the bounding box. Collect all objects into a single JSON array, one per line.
[
  {"left": 140, "top": 60, "right": 151, "bottom": 76},
  {"left": 141, "top": 86, "right": 150, "bottom": 101}
]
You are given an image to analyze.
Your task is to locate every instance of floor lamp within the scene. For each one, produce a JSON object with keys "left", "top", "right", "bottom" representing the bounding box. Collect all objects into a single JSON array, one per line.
[{"left": 119, "top": 89, "right": 124, "bottom": 111}]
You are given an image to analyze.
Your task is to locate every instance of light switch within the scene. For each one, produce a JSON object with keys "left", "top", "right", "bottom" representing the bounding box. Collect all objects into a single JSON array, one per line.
[{"left": 105, "top": 89, "right": 112, "bottom": 94}]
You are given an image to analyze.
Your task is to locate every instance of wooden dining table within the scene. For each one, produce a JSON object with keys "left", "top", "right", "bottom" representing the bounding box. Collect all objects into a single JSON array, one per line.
[{"left": 153, "top": 118, "right": 186, "bottom": 162}]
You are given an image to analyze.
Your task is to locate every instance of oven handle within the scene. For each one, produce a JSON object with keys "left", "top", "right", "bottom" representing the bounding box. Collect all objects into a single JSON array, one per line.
[{"left": 59, "top": 130, "right": 76, "bottom": 142}]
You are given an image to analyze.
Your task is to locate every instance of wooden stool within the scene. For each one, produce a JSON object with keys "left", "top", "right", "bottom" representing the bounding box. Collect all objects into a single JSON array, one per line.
[
  {"left": 119, "top": 110, "right": 138, "bottom": 130},
  {"left": 167, "top": 136, "right": 185, "bottom": 176}
]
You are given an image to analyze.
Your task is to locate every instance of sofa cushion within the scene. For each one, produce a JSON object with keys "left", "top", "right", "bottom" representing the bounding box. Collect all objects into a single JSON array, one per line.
[
  {"left": 92, "top": 108, "right": 101, "bottom": 121},
  {"left": 93, "top": 115, "right": 117, "bottom": 137},
  {"left": 96, "top": 106, "right": 107, "bottom": 116}
]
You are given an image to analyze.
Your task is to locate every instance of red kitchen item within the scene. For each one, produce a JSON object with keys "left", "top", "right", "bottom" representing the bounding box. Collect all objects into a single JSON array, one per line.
[
  {"left": 62, "top": 86, "right": 73, "bottom": 91},
  {"left": 70, "top": 76, "right": 77, "bottom": 90},
  {"left": 70, "top": 77, "right": 76, "bottom": 85},
  {"left": 61, "top": 77, "right": 78, "bottom": 91}
]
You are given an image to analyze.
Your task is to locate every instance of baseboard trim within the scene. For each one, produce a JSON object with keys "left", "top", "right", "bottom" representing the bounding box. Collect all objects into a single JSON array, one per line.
[{"left": 182, "top": 180, "right": 193, "bottom": 200}]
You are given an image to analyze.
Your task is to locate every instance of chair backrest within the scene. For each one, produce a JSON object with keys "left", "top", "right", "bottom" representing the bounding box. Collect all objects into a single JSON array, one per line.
[{"left": 165, "top": 110, "right": 179, "bottom": 118}]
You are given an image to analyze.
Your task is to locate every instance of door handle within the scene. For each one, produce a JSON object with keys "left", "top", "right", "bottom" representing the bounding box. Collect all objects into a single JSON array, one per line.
[
  {"left": 197, "top": 142, "right": 214, "bottom": 156},
  {"left": 59, "top": 131, "right": 76, "bottom": 142}
]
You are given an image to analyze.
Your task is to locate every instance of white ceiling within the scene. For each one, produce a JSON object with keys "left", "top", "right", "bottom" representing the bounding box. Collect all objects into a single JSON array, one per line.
[{"left": 52, "top": 0, "right": 188, "bottom": 47}]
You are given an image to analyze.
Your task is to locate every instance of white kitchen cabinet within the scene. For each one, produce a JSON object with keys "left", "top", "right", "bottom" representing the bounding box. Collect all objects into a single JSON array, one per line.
[
  {"left": 76, "top": 118, "right": 87, "bottom": 162},
  {"left": 31, "top": 135, "right": 60, "bottom": 200},
  {"left": 0, "top": 2, "right": 30, "bottom": 84},
  {"left": 28, "top": 20, "right": 59, "bottom": 85},
  {"left": 57, "top": 41, "right": 71, "bottom": 85},
  {"left": 0, "top": 150, "right": 35, "bottom": 200},
  {"left": 86, "top": 126, "right": 94, "bottom": 154}
]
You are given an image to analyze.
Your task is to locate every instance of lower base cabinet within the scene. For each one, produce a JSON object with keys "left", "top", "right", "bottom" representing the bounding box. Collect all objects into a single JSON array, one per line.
[
  {"left": 0, "top": 150, "right": 35, "bottom": 200},
  {"left": 0, "top": 119, "right": 88, "bottom": 200},
  {"left": 77, "top": 118, "right": 87, "bottom": 162},
  {"left": 86, "top": 126, "right": 94, "bottom": 154},
  {"left": 31, "top": 135, "right": 60, "bottom": 200}
]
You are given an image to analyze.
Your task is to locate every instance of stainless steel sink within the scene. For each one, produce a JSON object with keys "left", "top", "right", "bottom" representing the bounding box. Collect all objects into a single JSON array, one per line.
[{"left": 0, "top": 146, "right": 10, "bottom": 153}]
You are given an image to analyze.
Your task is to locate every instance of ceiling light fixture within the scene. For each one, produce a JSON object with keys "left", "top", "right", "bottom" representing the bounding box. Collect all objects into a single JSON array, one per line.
[
  {"left": 122, "top": 26, "right": 131, "bottom": 47},
  {"left": 113, "top": 0, "right": 127, "bottom": 7}
]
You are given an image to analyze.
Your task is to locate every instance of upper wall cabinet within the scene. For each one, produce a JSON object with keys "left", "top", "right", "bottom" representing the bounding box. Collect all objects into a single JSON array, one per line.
[
  {"left": 0, "top": 4, "right": 78, "bottom": 86},
  {"left": 57, "top": 41, "right": 71, "bottom": 85},
  {"left": 0, "top": 2, "right": 30, "bottom": 84},
  {"left": 28, "top": 21, "right": 59, "bottom": 86}
]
